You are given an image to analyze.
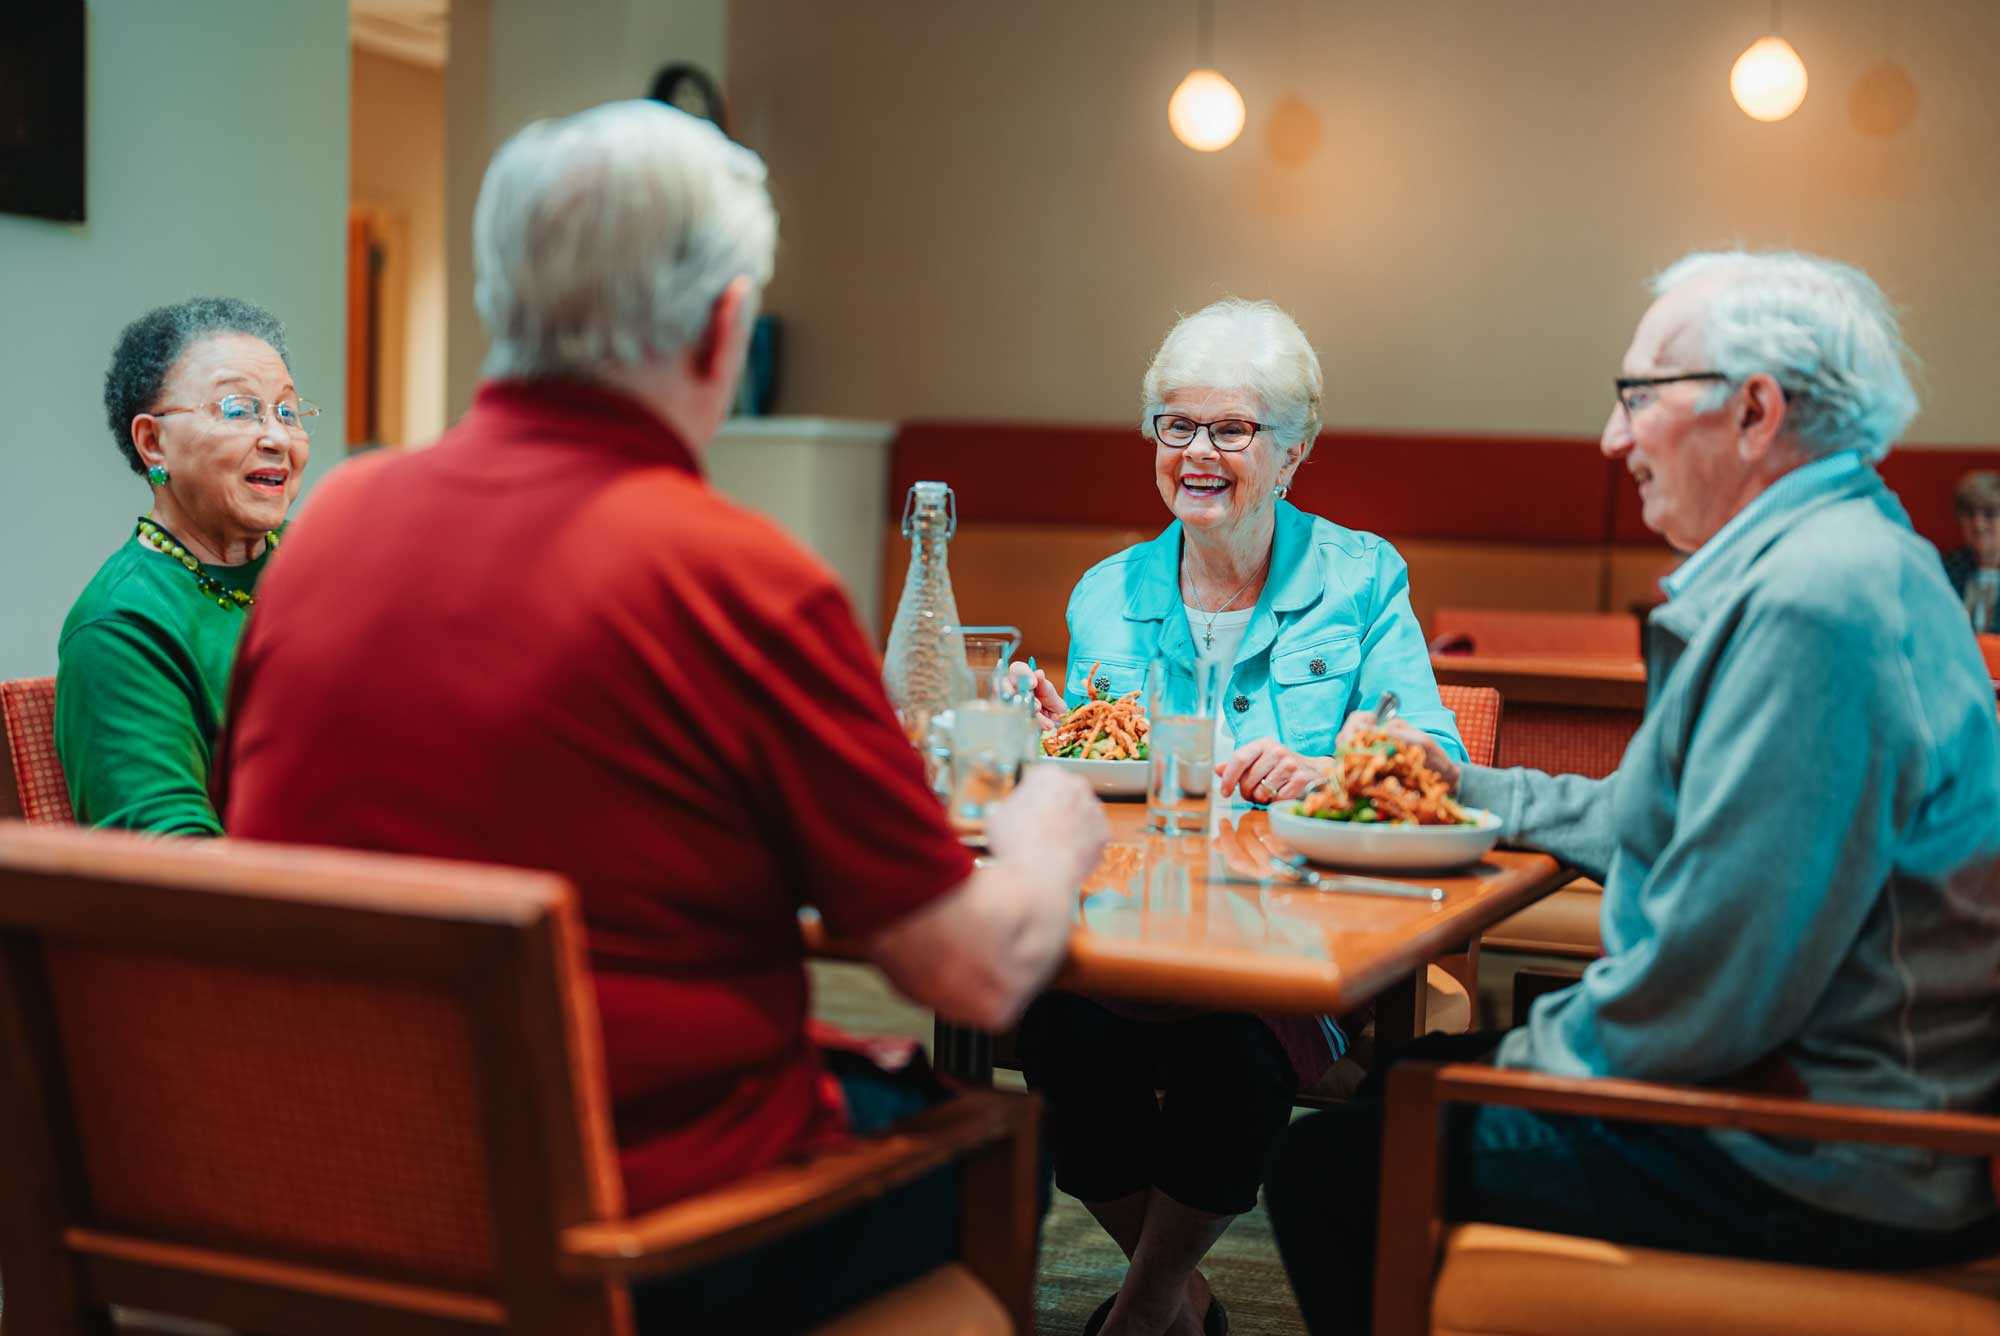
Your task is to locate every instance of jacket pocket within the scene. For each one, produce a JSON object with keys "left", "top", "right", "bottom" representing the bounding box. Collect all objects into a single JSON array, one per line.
[
  {"left": 1271, "top": 634, "right": 1360, "bottom": 687},
  {"left": 1271, "top": 634, "right": 1360, "bottom": 751},
  {"left": 1066, "top": 652, "right": 1149, "bottom": 703}
]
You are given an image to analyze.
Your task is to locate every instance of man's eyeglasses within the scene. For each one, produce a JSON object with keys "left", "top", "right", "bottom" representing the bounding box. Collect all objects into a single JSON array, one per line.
[
  {"left": 1612, "top": 372, "right": 1731, "bottom": 419},
  {"left": 150, "top": 393, "right": 321, "bottom": 437},
  {"left": 1153, "top": 415, "right": 1267, "bottom": 452}
]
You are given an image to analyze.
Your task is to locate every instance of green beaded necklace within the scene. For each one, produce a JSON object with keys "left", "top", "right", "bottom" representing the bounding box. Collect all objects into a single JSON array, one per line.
[{"left": 135, "top": 517, "right": 280, "bottom": 612}]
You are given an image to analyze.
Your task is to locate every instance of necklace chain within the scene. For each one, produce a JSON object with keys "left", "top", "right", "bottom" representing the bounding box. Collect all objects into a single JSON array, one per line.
[
  {"left": 1182, "top": 553, "right": 1268, "bottom": 651},
  {"left": 135, "top": 517, "right": 279, "bottom": 612}
]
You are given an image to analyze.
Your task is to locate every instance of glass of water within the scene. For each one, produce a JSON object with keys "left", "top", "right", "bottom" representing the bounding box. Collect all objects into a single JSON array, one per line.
[
  {"left": 942, "top": 625, "right": 1033, "bottom": 825},
  {"left": 1146, "top": 655, "right": 1224, "bottom": 834}
]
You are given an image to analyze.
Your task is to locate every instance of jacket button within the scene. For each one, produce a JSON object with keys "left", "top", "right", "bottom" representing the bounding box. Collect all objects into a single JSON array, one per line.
[
  {"left": 1308, "top": 657, "right": 1327, "bottom": 676},
  {"left": 1094, "top": 676, "right": 1111, "bottom": 696},
  {"left": 1232, "top": 694, "right": 1250, "bottom": 713}
]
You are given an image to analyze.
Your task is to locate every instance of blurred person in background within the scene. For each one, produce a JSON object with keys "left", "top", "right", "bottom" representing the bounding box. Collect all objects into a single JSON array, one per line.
[
  {"left": 217, "top": 100, "right": 1106, "bottom": 1330},
  {"left": 1943, "top": 469, "right": 2000, "bottom": 632},
  {"left": 58, "top": 297, "right": 314, "bottom": 833}
]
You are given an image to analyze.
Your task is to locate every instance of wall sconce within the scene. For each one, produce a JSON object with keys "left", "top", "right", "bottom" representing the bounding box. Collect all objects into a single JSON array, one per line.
[{"left": 1169, "top": 0, "right": 1244, "bottom": 152}]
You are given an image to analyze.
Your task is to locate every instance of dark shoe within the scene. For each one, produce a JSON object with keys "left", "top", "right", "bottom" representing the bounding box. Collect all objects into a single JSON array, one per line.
[{"left": 1083, "top": 1291, "right": 1227, "bottom": 1336}]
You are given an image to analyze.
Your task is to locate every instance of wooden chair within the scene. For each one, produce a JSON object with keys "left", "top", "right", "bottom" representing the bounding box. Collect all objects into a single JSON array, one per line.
[
  {"left": 0, "top": 822, "right": 1037, "bottom": 1335},
  {"left": 1, "top": 677, "right": 73, "bottom": 825},
  {"left": 1427, "top": 608, "right": 1641, "bottom": 662},
  {"left": 1373, "top": 1061, "right": 2000, "bottom": 1335}
]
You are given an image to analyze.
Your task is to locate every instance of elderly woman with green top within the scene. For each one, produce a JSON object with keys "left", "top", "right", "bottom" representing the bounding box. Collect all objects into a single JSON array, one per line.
[
  {"left": 1014, "top": 298, "right": 1463, "bottom": 1336},
  {"left": 56, "top": 297, "right": 316, "bottom": 834}
]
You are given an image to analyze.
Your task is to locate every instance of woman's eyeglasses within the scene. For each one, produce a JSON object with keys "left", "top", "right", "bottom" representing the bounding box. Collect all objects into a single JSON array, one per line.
[
  {"left": 150, "top": 393, "right": 321, "bottom": 437},
  {"left": 1152, "top": 415, "right": 1266, "bottom": 452}
]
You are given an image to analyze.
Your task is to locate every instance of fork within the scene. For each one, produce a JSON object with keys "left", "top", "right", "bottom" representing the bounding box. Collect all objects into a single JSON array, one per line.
[{"left": 1296, "top": 690, "right": 1401, "bottom": 804}]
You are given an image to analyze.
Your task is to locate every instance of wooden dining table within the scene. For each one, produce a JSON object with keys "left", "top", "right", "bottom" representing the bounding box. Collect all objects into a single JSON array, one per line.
[{"left": 809, "top": 801, "right": 1573, "bottom": 1083}]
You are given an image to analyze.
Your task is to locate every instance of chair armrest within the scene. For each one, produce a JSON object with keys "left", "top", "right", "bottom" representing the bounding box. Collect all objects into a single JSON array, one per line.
[
  {"left": 560, "top": 1086, "right": 1036, "bottom": 1283},
  {"left": 1409, "top": 1062, "right": 2000, "bottom": 1156},
  {"left": 1371, "top": 1061, "right": 2000, "bottom": 1336}
]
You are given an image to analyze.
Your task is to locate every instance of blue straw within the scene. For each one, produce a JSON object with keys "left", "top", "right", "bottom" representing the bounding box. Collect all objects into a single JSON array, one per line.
[{"left": 1028, "top": 656, "right": 1038, "bottom": 673}]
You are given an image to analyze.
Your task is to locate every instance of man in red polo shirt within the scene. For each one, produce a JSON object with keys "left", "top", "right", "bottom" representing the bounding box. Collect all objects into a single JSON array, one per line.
[{"left": 217, "top": 100, "right": 1106, "bottom": 1328}]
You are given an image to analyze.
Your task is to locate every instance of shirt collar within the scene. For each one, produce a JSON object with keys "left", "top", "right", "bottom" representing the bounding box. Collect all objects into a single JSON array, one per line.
[
  {"left": 1660, "top": 450, "right": 1865, "bottom": 601},
  {"left": 1124, "top": 500, "right": 1321, "bottom": 622},
  {"left": 465, "top": 378, "right": 703, "bottom": 475}
]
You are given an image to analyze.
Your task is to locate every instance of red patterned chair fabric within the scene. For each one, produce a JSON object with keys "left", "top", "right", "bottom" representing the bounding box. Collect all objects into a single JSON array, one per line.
[
  {"left": 2, "top": 676, "right": 73, "bottom": 825},
  {"left": 1436, "top": 684, "right": 1500, "bottom": 768},
  {"left": 1495, "top": 705, "right": 1640, "bottom": 779}
]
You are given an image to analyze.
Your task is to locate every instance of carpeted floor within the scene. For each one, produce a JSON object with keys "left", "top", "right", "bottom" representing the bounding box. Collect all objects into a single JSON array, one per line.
[{"left": 811, "top": 962, "right": 1310, "bottom": 1335}]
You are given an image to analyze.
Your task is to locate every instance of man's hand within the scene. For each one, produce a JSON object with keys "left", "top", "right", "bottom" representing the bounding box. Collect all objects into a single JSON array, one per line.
[
  {"left": 1336, "top": 709, "right": 1463, "bottom": 791},
  {"left": 985, "top": 763, "right": 1108, "bottom": 887}
]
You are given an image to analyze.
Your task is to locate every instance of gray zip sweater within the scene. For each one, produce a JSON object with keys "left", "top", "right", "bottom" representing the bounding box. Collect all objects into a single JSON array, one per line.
[{"left": 1461, "top": 465, "right": 2000, "bottom": 1231}]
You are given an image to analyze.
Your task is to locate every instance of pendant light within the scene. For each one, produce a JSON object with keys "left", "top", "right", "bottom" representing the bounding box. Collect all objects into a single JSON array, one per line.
[
  {"left": 1731, "top": 0, "right": 1809, "bottom": 122},
  {"left": 1169, "top": 0, "right": 1245, "bottom": 152}
]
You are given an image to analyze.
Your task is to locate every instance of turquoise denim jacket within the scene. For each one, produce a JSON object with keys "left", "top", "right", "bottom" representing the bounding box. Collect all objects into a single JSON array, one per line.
[{"left": 1060, "top": 501, "right": 1465, "bottom": 765}]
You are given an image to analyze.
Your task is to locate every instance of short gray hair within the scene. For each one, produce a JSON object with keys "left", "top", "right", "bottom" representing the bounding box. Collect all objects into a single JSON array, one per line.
[
  {"left": 1140, "top": 298, "right": 1323, "bottom": 453},
  {"left": 1652, "top": 249, "right": 1919, "bottom": 462},
  {"left": 102, "top": 296, "right": 290, "bottom": 477},
  {"left": 474, "top": 99, "right": 777, "bottom": 380}
]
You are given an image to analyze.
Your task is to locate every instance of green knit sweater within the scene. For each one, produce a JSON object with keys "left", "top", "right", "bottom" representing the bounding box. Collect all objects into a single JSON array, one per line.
[{"left": 55, "top": 531, "right": 276, "bottom": 835}]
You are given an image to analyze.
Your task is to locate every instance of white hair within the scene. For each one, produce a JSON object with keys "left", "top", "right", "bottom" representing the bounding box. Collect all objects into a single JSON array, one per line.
[
  {"left": 1140, "top": 298, "right": 1324, "bottom": 453},
  {"left": 474, "top": 100, "right": 777, "bottom": 380},
  {"left": 1652, "top": 249, "right": 1918, "bottom": 462}
]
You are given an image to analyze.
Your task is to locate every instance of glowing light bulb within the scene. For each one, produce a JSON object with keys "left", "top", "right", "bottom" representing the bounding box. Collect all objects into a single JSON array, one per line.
[
  {"left": 1731, "top": 35, "right": 1809, "bottom": 122},
  {"left": 1169, "top": 69, "right": 1246, "bottom": 151}
]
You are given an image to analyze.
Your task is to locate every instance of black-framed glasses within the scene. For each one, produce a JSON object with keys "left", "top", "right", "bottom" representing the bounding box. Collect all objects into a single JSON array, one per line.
[
  {"left": 1152, "top": 414, "right": 1267, "bottom": 452},
  {"left": 1612, "top": 372, "right": 1731, "bottom": 418}
]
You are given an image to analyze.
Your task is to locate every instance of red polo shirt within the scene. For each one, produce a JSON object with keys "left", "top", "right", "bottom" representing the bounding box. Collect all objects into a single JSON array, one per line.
[{"left": 219, "top": 380, "right": 972, "bottom": 1210}]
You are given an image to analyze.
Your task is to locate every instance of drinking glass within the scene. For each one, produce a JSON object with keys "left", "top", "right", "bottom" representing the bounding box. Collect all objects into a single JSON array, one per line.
[
  {"left": 1146, "top": 656, "right": 1223, "bottom": 834},
  {"left": 942, "top": 625, "right": 1034, "bottom": 824}
]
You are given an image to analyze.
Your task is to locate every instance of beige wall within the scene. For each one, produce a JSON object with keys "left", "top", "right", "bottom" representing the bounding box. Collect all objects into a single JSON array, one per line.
[
  {"left": 445, "top": 0, "right": 729, "bottom": 419},
  {"left": 351, "top": 46, "right": 449, "bottom": 446},
  {"left": 729, "top": 0, "right": 2000, "bottom": 444}
]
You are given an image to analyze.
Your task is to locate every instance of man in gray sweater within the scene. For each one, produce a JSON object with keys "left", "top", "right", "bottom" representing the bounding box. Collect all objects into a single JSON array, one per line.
[{"left": 1270, "top": 249, "right": 2000, "bottom": 1334}]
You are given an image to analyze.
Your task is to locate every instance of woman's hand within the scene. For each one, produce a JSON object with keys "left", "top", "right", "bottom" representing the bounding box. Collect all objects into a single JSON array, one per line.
[
  {"left": 1337, "top": 709, "right": 1463, "bottom": 791},
  {"left": 1216, "top": 738, "right": 1331, "bottom": 806},
  {"left": 1008, "top": 661, "right": 1068, "bottom": 732}
]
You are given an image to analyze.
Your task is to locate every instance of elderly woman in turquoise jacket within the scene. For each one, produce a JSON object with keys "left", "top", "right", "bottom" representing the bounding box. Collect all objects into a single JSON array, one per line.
[{"left": 1017, "top": 298, "right": 1464, "bottom": 1336}]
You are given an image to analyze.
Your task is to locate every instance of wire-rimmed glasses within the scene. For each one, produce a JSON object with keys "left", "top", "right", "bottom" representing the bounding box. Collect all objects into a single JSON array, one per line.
[
  {"left": 1152, "top": 414, "right": 1267, "bottom": 452},
  {"left": 150, "top": 393, "right": 322, "bottom": 437}
]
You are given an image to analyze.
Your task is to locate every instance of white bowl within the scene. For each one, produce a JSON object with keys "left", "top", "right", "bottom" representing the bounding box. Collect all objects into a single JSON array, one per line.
[
  {"left": 1267, "top": 802, "right": 1504, "bottom": 871},
  {"left": 1038, "top": 754, "right": 1150, "bottom": 797}
]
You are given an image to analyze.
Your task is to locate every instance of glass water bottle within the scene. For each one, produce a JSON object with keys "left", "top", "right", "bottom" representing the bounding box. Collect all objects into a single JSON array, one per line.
[{"left": 882, "top": 481, "right": 974, "bottom": 750}]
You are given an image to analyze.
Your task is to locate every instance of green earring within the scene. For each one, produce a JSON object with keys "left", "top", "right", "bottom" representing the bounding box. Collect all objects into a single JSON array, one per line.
[{"left": 147, "top": 464, "right": 169, "bottom": 486}]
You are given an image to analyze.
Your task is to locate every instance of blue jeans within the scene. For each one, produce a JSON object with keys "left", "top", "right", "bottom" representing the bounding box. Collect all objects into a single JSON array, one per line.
[
  {"left": 630, "top": 1052, "right": 959, "bottom": 1331},
  {"left": 1266, "top": 1031, "right": 2000, "bottom": 1335}
]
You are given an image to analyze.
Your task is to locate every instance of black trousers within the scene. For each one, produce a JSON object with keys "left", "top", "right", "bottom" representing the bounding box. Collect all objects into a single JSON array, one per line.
[
  {"left": 1020, "top": 992, "right": 1297, "bottom": 1216},
  {"left": 1265, "top": 1030, "right": 2000, "bottom": 1335}
]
